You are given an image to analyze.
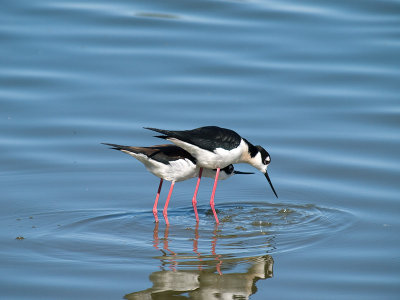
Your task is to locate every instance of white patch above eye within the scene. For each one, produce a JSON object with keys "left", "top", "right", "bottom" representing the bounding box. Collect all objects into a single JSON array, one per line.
[{"left": 266, "top": 156, "right": 271, "bottom": 162}]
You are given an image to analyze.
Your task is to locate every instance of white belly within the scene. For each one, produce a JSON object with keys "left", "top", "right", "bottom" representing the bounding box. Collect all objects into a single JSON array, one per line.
[
  {"left": 124, "top": 151, "right": 197, "bottom": 182},
  {"left": 168, "top": 138, "right": 246, "bottom": 169}
]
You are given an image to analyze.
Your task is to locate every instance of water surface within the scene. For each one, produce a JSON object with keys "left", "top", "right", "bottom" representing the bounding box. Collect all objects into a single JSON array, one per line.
[{"left": 1, "top": 0, "right": 399, "bottom": 299}]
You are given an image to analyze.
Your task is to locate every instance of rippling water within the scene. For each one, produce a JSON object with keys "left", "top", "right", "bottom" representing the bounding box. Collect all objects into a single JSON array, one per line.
[{"left": 1, "top": 0, "right": 399, "bottom": 299}]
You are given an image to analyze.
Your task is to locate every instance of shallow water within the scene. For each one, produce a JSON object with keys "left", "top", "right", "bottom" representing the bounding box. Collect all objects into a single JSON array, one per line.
[{"left": 1, "top": 0, "right": 400, "bottom": 299}]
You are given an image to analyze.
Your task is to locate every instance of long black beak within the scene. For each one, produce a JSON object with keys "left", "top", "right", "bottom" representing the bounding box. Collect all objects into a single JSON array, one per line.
[
  {"left": 233, "top": 170, "right": 255, "bottom": 175},
  {"left": 265, "top": 171, "right": 278, "bottom": 198}
]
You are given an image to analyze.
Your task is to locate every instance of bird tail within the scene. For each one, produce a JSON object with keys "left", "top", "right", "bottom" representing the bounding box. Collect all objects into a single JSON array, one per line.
[
  {"left": 153, "top": 135, "right": 168, "bottom": 139},
  {"left": 144, "top": 127, "right": 172, "bottom": 138},
  {"left": 101, "top": 143, "right": 136, "bottom": 153},
  {"left": 102, "top": 143, "right": 164, "bottom": 158}
]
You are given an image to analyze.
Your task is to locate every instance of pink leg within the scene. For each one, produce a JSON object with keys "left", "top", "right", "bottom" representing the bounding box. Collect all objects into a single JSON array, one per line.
[
  {"left": 163, "top": 181, "right": 175, "bottom": 225},
  {"left": 153, "top": 178, "right": 163, "bottom": 223},
  {"left": 192, "top": 168, "right": 203, "bottom": 222},
  {"left": 210, "top": 168, "right": 220, "bottom": 224}
]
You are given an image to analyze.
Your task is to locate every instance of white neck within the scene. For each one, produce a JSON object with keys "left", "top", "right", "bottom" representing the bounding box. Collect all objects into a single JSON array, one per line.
[{"left": 240, "top": 142, "right": 267, "bottom": 173}]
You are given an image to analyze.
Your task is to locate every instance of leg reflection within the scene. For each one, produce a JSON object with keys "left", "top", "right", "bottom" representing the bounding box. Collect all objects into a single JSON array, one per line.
[
  {"left": 163, "top": 225, "right": 177, "bottom": 271},
  {"left": 132, "top": 224, "right": 275, "bottom": 300},
  {"left": 193, "top": 222, "right": 203, "bottom": 270},
  {"left": 211, "top": 223, "right": 222, "bottom": 275},
  {"left": 153, "top": 222, "right": 160, "bottom": 251}
]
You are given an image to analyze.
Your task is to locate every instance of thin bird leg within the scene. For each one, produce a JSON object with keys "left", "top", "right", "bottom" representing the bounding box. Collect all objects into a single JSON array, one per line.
[
  {"left": 192, "top": 167, "right": 203, "bottom": 222},
  {"left": 163, "top": 181, "right": 175, "bottom": 225},
  {"left": 153, "top": 178, "right": 163, "bottom": 223},
  {"left": 210, "top": 168, "right": 220, "bottom": 224}
]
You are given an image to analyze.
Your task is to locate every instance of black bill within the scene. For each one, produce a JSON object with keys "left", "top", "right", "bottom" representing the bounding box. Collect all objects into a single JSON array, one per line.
[
  {"left": 265, "top": 171, "right": 278, "bottom": 198},
  {"left": 233, "top": 170, "right": 255, "bottom": 175}
]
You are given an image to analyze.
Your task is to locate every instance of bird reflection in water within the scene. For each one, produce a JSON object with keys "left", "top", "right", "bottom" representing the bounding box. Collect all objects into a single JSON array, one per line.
[{"left": 125, "top": 223, "right": 274, "bottom": 300}]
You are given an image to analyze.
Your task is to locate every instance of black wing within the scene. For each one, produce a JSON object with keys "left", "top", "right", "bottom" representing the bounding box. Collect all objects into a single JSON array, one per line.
[
  {"left": 102, "top": 143, "right": 196, "bottom": 165},
  {"left": 144, "top": 126, "right": 242, "bottom": 152},
  {"left": 149, "top": 144, "right": 197, "bottom": 164}
]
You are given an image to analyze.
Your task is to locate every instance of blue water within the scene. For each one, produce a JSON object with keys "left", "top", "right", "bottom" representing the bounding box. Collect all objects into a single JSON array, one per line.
[{"left": 1, "top": 0, "right": 400, "bottom": 299}]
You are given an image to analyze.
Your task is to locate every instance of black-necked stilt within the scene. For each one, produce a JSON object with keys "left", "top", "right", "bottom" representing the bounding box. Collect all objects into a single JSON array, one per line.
[
  {"left": 144, "top": 126, "right": 278, "bottom": 223},
  {"left": 102, "top": 143, "right": 252, "bottom": 224}
]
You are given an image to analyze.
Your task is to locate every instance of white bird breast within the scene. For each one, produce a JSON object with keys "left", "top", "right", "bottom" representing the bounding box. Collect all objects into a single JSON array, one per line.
[{"left": 169, "top": 138, "right": 247, "bottom": 169}]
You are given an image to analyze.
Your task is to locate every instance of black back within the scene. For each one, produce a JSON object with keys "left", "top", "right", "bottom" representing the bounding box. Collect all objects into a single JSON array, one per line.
[{"left": 145, "top": 126, "right": 242, "bottom": 152}]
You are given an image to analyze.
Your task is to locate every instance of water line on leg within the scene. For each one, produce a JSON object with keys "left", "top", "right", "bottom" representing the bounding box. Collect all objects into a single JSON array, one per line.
[
  {"left": 192, "top": 168, "right": 203, "bottom": 222},
  {"left": 163, "top": 181, "right": 175, "bottom": 225},
  {"left": 210, "top": 168, "right": 220, "bottom": 224},
  {"left": 153, "top": 178, "right": 163, "bottom": 223}
]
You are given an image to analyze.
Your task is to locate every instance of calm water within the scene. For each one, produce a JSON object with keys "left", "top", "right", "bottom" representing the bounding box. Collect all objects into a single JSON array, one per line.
[{"left": 1, "top": 0, "right": 399, "bottom": 299}]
